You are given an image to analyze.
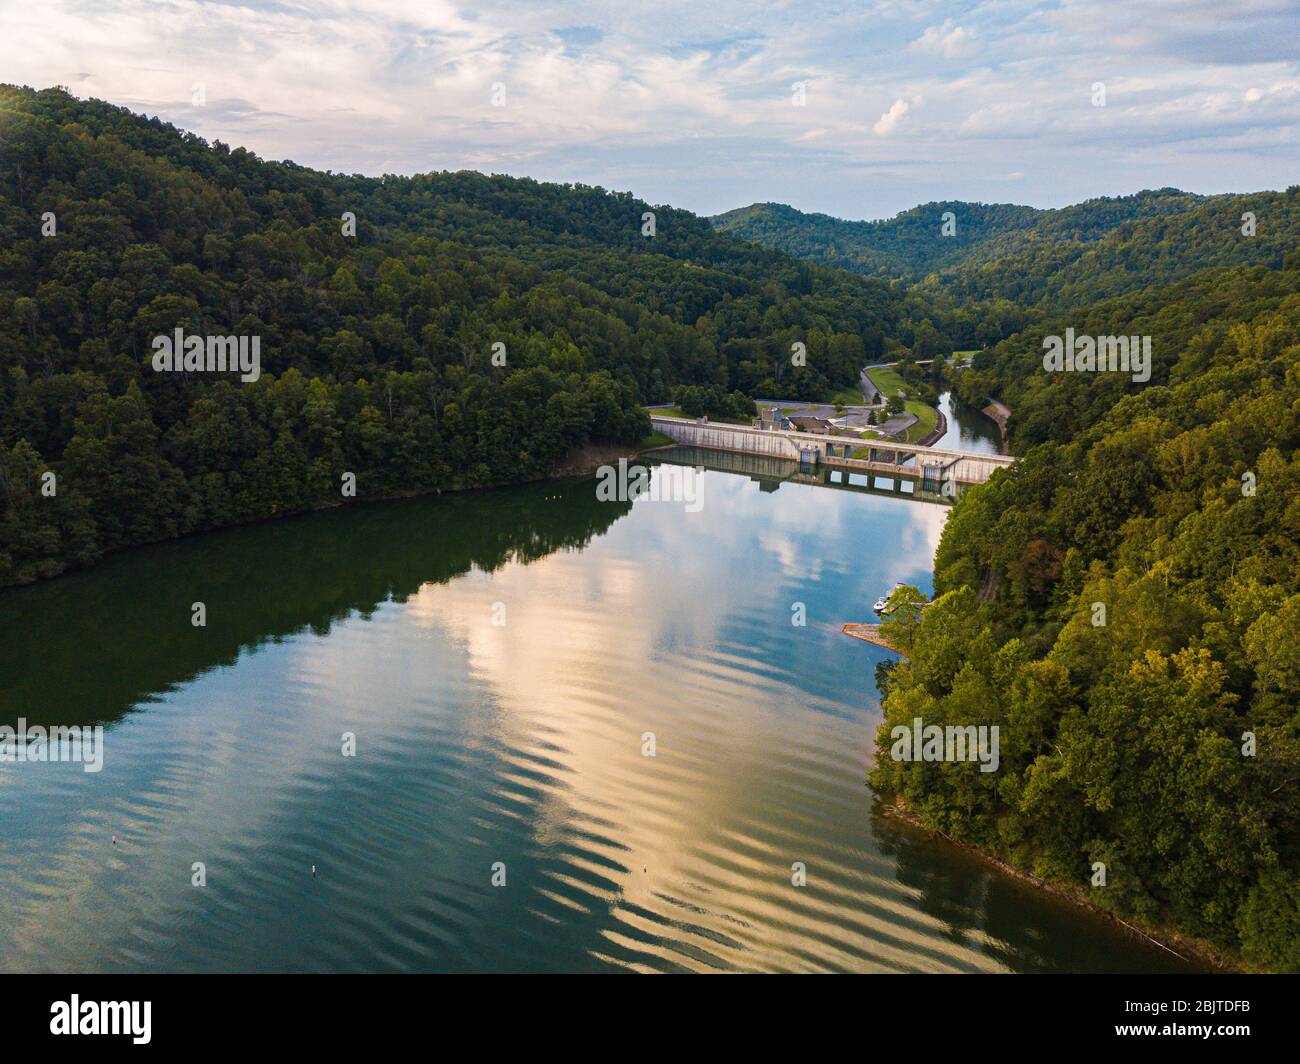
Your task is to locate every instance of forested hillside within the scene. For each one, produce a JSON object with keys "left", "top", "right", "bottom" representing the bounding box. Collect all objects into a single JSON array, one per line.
[
  {"left": 712, "top": 190, "right": 1212, "bottom": 281},
  {"left": 711, "top": 199, "right": 1041, "bottom": 277},
  {"left": 715, "top": 190, "right": 1298, "bottom": 321},
  {"left": 922, "top": 190, "right": 1300, "bottom": 311},
  {"left": 871, "top": 260, "right": 1300, "bottom": 971},
  {"left": 0, "top": 85, "right": 897, "bottom": 587},
  {"left": 952, "top": 265, "right": 1300, "bottom": 446},
  {"left": 720, "top": 190, "right": 1300, "bottom": 379}
]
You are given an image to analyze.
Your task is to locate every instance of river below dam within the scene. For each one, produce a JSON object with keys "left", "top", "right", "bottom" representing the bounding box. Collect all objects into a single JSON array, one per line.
[
  {"left": 0, "top": 435, "right": 1194, "bottom": 972},
  {"left": 934, "top": 391, "right": 1005, "bottom": 454}
]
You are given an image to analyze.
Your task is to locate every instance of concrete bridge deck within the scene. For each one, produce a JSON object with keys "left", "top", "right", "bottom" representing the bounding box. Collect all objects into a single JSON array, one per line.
[
  {"left": 648, "top": 415, "right": 1015, "bottom": 488},
  {"left": 654, "top": 444, "right": 953, "bottom": 504}
]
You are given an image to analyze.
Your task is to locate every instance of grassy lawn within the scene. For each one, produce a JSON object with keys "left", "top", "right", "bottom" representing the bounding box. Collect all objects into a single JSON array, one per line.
[
  {"left": 644, "top": 406, "right": 749, "bottom": 424},
  {"left": 754, "top": 388, "right": 870, "bottom": 413},
  {"left": 638, "top": 430, "right": 676, "bottom": 449},
  {"left": 863, "top": 367, "right": 940, "bottom": 443},
  {"left": 865, "top": 365, "right": 908, "bottom": 396},
  {"left": 897, "top": 400, "right": 938, "bottom": 443}
]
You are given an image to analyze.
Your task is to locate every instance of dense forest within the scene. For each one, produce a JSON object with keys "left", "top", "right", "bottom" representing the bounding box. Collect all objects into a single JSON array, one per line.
[
  {"left": 712, "top": 190, "right": 1294, "bottom": 297},
  {"left": 716, "top": 190, "right": 1300, "bottom": 357},
  {"left": 0, "top": 85, "right": 895, "bottom": 587},
  {"left": 869, "top": 265, "right": 1300, "bottom": 970},
  {"left": 921, "top": 191, "right": 1300, "bottom": 311},
  {"left": 712, "top": 199, "right": 1043, "bottom": 277}
]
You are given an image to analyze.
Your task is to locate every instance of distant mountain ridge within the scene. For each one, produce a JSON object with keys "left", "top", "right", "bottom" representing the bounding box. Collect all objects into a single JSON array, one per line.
[
  {"left": 712, "top": 189, "right": 1298, "bottom": 310},
  {"left": 712, "top": 198, "right": 1044, "bottom": 277}
]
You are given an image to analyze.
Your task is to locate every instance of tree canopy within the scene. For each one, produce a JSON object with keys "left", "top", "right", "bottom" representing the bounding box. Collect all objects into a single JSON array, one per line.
[
  {"left": 872, "top": 262, "right": 1300, "bottom": 970},
  {"left": 0, "top": 85, "right": 898, "bottom": 585}
]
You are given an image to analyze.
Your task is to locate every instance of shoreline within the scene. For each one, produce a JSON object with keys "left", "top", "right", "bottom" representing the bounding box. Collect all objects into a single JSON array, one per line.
[
  {"left": 841, "top": 622, "right": 907, "bottom": 656},
  {"left": 549, "top": 438, "right": 675, "bottom": 478},
  {"left": 0, "top": 438, "right": 666, "bottom": 595},
  {"left": 982, "top": 398, "right": 1011, "bottom": 451},
  {"left": 845, "top": 612, "right": 1246, "bottom": 971},
  {"left": 876, "top": 793, "right": 1247, "bottom": 973},
  {"left": 915, "top": 405, "right": 947, "bottom": 447}
]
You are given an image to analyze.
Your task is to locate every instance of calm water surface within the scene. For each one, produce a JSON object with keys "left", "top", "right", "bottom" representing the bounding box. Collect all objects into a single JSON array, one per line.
[
  {"left": 0, "top": 446, "right": 1192, "bottom": 972},
  {"left": 935, "top": 391, "right": 1004, "bottom": 454}
]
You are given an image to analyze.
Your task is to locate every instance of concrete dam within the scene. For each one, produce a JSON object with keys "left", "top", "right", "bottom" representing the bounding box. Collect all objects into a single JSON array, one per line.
[{"left": 648, "top": 415, "right": 1015, "bottom": 500}]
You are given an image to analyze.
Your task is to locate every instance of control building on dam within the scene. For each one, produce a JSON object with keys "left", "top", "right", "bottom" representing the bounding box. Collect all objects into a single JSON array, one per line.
[{"left": 648, "top": 415, "right": 1016, "bottom": 500}]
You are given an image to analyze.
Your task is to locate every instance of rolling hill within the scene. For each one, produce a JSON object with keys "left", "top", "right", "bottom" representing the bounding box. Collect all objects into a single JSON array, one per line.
[{"left": 0, "top": 84, "right": 899, "bottom": 585}]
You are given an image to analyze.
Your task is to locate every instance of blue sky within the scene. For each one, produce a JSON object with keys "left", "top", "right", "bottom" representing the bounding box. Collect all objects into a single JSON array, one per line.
[{"left": 3, "top": 0, "right": 1298, "bottom": 219}]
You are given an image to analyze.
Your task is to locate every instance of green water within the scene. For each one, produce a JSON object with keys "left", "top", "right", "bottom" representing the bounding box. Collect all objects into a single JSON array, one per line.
[{"left": 0, "top": 450, "right": 1195, "bottom": 972}]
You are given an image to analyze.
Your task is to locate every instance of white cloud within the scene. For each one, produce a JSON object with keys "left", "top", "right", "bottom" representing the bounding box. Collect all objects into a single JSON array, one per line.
[
  {"left": 0, "top": 0, "right": 1294, "bottom": 218},
  {"left": 873, "top": 97, "right": 911, "bottom": 135},
  {"left": 911, "top": 19, "right": 977, "bottom": 58}
]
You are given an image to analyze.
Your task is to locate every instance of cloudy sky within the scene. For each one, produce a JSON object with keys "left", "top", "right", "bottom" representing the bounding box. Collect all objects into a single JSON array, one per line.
[{"left": 2, "top": 0, "right": 1297, "bottom": 219}]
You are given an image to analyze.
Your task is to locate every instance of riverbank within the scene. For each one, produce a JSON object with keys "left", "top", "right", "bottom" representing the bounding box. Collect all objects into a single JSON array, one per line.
[
  {"left": 550, "top": 435, "right": 676, "bottom": 478},
  {"left": 0, "top": 436, "right": 670, "bottom": 593},
  {"left": 982, "top": 398, "right": 1011, "bottom": 443},
  {"left": 915, "top": 406, "right": 947, "bottom": 447},
  {"left": 929, "top": 391, "right": 1006, "bottom": 456},
  {"left": 841, "top": 622, "right": 907, "bottom": 656},
  {"left": 876, "top": 796, "right": 1246, "bottom": 973},
  {"left": 848, "top": 602, "right": 1245, "bottom": 971}
]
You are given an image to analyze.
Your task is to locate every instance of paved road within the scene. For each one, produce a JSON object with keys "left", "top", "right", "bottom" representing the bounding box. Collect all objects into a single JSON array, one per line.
[
  {"left": 753, "top": 399, "right": 884, "bottom": 430},
  {"left": 877, "top": 413, "right": 917, "bottom": 435},
  {"left": 859, "top": 370, "right": 880, "bottom": 405},
  {"left": 750, "top": 400, "right": 917, "bottom": 438}
]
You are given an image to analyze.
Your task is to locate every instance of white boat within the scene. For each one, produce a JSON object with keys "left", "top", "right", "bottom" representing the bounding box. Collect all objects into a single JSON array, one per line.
[{"left": 874, "top": 583, "right": 907, "bottom": 614}]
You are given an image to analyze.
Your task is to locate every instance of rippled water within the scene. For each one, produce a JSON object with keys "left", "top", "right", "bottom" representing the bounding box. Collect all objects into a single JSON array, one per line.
[{"left": 0, "top": 451, "right": 1192, "bottom": 972}]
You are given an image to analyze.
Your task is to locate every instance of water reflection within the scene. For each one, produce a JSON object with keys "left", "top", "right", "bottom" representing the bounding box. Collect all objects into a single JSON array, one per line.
[
  {"left": 0, "top": 484, "right": 631, "bottom": 730},
  {"left": 0, "top": 456, "right": 1193, "bottom": 973},
  {"left": 934, "top": 391, "right": 1004, "bottom": 454}
]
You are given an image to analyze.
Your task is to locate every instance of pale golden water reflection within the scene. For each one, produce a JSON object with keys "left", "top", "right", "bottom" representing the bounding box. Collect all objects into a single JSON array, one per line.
[{"left": 0, "top": 454, "right": 1194, "bottom": 972}]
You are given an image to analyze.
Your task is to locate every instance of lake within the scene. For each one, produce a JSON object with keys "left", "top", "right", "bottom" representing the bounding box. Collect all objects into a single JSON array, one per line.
[{"left": 0, "top": 441, "right": 1193, "bottom": 972}]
